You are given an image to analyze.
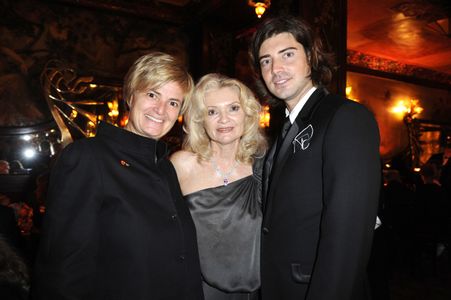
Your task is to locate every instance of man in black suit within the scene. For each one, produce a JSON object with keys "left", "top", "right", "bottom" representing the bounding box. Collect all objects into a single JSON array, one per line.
[{"left": 250, "top": 16, "right": 381, "bottom": 299}]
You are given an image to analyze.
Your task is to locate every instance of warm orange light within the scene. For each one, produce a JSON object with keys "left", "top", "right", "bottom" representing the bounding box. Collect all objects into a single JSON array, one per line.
[
  {"left": 107, "top": 100, "right": 119, "bottom": 118},
  {"left": 391, "top": 100, "right": 409, "bottom": 115},
  {"left": 87, "top": 121, "right": 96, "bottom": 137},
  {"left": 248, "top": 0, "right": 270, "bottom": 18},
  {"left": 390, "top": 98, "right": 423, "bottom": 119},
  {"left": 259, "top": 105, "right": 270, "bottom": 128},
  {"left": 345, "top": 85, "right": 359, "bottom": 102},
  {"left": 410, "top": 99, "right": 423, "bottom": 115},
  {"left": 120, "top": 115, "right": 129, "bottom": 127},
  {"left": 255, "top": 3, "right": 266, "bottom": 18},
  {"left": 70, "top": 109, "right": 78, "bottom": 120},
  {"left": 345, "top": 86, "right": 352, "bottom": 97},
  {"left": 178, "top": 115, "right": 183, "bottom": 124}
]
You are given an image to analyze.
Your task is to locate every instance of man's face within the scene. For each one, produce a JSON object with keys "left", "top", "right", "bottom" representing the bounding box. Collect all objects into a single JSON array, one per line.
[
  {"left": 258, "top": 32, "right": 314, "bottom": 110},
  {"left": 126, "top": 81, "right": 184, "bottom": 140}
]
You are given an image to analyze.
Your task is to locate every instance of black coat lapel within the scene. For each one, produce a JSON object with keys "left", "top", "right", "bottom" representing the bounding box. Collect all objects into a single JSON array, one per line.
[
  {"left": 262, "top": 142, "right": 276, "bottom": 210},
  {"left": 264, "top": 88, "right": 329, "bottom": 215},
  {"left": 273, "top": 88, "right": 328, "bottom": 170}
]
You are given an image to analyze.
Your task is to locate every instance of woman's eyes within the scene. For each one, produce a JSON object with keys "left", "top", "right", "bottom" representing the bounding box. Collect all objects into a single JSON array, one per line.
[
  {"left": 169, "top": 101, "right": 180, "bottom": 108},
  {"left": 146, "top": 91, "right": 158, "bottom": 99},
  {"left": 145, "top": 92, "right": 180, "bottom": 108},
  {"left": 207, "top": 109, "right": 217, "bottom": 116},
  {"left": 230, "top": 105, "right": 240, "bottom": 112},
  {"left": 207, "top": 105, "right": 240, "bottom": 116}
]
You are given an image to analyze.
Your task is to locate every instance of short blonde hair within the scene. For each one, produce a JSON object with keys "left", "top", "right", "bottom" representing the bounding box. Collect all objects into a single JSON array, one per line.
[
  {"left": 123, "top": 52, "right": 194, "bottom": 113},
  {"left": 183, "top": 73, "right": 266, "bottom": 163}
]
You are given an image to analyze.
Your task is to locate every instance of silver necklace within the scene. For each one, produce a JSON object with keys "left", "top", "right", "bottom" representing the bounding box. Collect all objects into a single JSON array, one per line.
[{"left": 211, "top": 159, "right": 238, "bottom": 186}]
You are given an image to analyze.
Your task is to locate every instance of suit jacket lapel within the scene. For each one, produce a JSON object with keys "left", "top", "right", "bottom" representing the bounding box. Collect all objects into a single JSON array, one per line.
[
  {"left": 272, "top": 88, "right": 328, "bottom": 176},
  {"left": 297, "top": 87, "right": 329, "bottom": 124},
  {"left": 262, "top": 141, "right": 277, "bottom": 210},
  {"left": 264, "top": 87, "right": 329, "bottom": 216}
]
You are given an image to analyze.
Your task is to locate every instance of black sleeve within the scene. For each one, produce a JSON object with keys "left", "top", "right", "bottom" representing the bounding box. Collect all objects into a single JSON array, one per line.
[
  {"left": 32, "top": 141, "right": 102, "bottom": 300},
  {"left": 306, "top": 102, "right": 381, "bottom": 300}
]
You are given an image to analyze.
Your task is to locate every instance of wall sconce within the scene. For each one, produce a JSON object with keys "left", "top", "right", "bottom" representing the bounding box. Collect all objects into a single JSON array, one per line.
[
  {"left": 345, "top": 85, "right": 359, "bottom": 102},
  {"left": 390, "top": 98, "right": 424, "bottom": 169},
  {"left": 345, "top": 86, "right": 352, "bottom": 97},
  {"left": 390, "top": 99, "right": 423, "bottom": 119},
  {"left": 248, "top": 0, "right": 271, "bottom": 18}
]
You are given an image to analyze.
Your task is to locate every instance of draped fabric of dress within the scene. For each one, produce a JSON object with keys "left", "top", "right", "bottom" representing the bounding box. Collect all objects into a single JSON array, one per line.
[{"left": 185, "top": 158, "right": 263, "bottom": 300}]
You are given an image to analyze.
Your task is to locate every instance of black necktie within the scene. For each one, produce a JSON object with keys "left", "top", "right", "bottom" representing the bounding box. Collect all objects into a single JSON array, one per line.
[{"left": 280, "top": 117, "right": 291, "bottom": 139}]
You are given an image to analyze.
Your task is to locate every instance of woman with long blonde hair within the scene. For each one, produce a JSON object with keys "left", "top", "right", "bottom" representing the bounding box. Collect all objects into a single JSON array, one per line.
[{"left": 171, "top": 73, "right": 266, "bottom": 300}]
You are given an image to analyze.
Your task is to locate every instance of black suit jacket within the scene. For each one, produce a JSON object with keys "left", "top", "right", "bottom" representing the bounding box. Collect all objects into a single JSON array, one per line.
[
  {"left": 261, "top": 88, "right": 381, "bottom": 300},
  {"left": 32, "top": 122, "right": 204, "bottom": 300}
]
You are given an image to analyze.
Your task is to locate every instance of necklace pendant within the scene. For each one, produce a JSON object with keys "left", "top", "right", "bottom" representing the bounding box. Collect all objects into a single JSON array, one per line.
[{"left": 211, "top": 159, "right": 238, "bottom": 187}]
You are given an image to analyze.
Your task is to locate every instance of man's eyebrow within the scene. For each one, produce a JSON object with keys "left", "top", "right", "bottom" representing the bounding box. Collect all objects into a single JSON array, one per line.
[
  {"left": 259, "top": 47, "right": 298, "bottom": 61},
  {"left": 259, "top": 54, "right": 270, "bottom": 61},
  {"left": 278, "top": 47, "right": 298, "bottom": 54}
]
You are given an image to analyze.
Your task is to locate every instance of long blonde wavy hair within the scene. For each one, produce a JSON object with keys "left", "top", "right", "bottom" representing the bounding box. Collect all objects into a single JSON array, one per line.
[{"left": 183, "top": 73, "right": 266, "bottom": 164}]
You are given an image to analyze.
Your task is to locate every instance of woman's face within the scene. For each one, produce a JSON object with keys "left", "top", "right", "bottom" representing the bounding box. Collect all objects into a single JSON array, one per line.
[
  {"left": 203, "top": 87, "right": 246, "bottom": 147},
  {"left": 126, "top": 81, "right": 184, "bottom": 140}
]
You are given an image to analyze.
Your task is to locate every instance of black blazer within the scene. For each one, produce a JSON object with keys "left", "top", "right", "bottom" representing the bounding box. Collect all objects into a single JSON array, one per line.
[
  {"left": 32, "top": 122, "right": 204, "bottom": 300},
  {"left": 261, "top": 88, "right": 381, "bottom": 300}
]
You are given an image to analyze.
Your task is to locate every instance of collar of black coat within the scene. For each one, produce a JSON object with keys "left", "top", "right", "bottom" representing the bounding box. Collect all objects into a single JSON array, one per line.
[
  {"left": 296, "top": 87, "right": 329, "bottom": 124},
  {"left": 95, "top": 121, "right": 168, "bottom": 163}
]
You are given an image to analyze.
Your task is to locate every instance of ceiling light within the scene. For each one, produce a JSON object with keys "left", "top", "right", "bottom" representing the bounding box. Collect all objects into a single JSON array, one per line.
[{"left": 248, "top": 0, "right": 271, "bottom": 18}]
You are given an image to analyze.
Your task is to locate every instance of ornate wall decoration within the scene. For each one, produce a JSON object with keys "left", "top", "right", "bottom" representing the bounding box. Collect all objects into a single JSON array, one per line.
[
  {"left": 347, "top": 50, "right": 451, "bottom": 86},
  {"left": 0, "top": 0, "right": 189, "bottom": 129},
  {"left": 0, "top": 0, "right": 190, "bottom": 174}
]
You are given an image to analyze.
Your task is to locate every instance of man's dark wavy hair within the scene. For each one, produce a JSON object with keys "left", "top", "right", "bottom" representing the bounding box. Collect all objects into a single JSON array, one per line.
[{"left": 249, "top": 15, "right": 335, "bottom": 104}]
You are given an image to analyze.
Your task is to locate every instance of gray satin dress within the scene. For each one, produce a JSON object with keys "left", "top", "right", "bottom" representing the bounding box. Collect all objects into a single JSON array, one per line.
[{"left": 185, "top": 158, "right": 263, "bottom": 300}]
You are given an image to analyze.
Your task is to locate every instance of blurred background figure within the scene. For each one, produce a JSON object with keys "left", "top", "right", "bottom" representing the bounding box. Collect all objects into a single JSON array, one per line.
[
  {"left": 414, "top": 163, "right": 449, "bottom": 269},
  {"left": 0, "top": 194, "right": 24, "bottom": 254},
  {"left": 0, "top": 237, "right": 30, "bottom": 300},
  {"left": 9, "top": 160, "right": 29, "bottom": 175},
  {"left": 0, "top": 160, "right": 9, "bottom": 174}
]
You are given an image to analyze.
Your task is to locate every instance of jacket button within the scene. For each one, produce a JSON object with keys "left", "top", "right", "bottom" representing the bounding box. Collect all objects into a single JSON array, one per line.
[
  {"left": 179, "top": 255, "right": 185, "bottom": 261},
  {"left": 262, "top": 227, "right": 269, "bottom": 235},
  {"left": 171, "top": 214, "right": 177, "bottom": 221}
]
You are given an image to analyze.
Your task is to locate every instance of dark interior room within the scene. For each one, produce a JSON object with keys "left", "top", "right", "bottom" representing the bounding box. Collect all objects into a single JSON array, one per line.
[{"left": 0, "top": 0, "right": 450, "bottom": 299}]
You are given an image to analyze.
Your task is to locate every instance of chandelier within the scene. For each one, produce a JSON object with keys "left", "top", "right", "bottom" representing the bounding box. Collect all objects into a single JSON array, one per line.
[{"left": 248, "top": 0, "right": 271, "bottom": 18}]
